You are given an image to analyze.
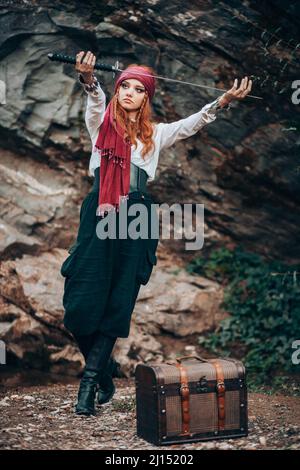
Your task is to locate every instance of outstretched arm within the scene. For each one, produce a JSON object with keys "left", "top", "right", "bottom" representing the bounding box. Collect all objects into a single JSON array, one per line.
[
  {"left": 158, "top": 76, "right": 252, "bottom": 151},
  {"left": 158, "top": 96, "right": 230, "bottom": 150},
  {"left": 76, "top": 51, "right": 106, "bottom": 146}
]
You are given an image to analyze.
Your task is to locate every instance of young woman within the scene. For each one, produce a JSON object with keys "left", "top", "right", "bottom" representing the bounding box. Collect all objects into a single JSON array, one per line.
[{"left": 60, "top": 50, "right": 252, "bottom": 416}]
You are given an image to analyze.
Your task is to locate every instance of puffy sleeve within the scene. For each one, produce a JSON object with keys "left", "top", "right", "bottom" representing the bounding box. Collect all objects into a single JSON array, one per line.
[
  {"left": 158, "top": 96, "right": 232, "bottom": 151},
  {"left": 78, "top": 73, "right": 106, "bottom": 146}
]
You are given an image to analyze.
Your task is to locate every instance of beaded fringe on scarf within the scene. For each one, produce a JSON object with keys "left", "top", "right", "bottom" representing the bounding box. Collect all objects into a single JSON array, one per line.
[{"left": 93, "top": 146, "right": 130, "bottom": 217}]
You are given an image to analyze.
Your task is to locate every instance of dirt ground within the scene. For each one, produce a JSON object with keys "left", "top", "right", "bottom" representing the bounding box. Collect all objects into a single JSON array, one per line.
[{"left": 0, "top": 378, "right": 299, "bottom": 450}]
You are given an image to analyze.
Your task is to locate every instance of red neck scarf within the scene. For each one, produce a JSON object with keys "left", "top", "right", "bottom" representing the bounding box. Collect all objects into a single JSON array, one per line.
[{"left": 93, "top": 66, "right": 156, "bottom": 217}]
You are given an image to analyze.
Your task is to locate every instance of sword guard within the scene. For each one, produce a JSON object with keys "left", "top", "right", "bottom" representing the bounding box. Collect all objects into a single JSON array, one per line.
[{"left": 112, "top": 60, "right": 119, "bottom": 79}]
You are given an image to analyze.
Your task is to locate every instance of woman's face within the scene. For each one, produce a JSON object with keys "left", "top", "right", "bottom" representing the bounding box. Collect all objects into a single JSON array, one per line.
[{"left": 117, "top": 78, "right": 146, "bottom": 112}]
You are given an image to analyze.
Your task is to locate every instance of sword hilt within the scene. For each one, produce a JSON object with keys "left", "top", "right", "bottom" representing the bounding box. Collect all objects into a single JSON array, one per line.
[{"left": 47, "top": 53, "right": 120, "bottom": 78}]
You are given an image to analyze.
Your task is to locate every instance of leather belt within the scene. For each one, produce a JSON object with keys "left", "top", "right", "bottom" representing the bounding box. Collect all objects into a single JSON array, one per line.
[{"left": 92, "top": 163, "right": 148, "bottom": 193}]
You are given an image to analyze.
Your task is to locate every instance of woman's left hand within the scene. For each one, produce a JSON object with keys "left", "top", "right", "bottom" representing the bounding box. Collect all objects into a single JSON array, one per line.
[{"left": 219, "top": 76, "right": 252, "bottom": 107}]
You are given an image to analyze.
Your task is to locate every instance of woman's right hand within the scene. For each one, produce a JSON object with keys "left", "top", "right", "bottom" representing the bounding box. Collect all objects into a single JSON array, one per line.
[{"left": 75, "top": 51, "right": 96, "bottom": 85}]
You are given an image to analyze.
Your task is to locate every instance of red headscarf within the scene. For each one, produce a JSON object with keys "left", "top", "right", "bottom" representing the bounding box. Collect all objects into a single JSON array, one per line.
[{"left": 93, "top": 65, "right": 156, "bottom": 217}]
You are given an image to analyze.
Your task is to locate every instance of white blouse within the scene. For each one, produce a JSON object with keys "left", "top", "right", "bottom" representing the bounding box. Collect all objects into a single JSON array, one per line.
[{"left": 80, "top": 76, "right": 231, "bottom": 181}]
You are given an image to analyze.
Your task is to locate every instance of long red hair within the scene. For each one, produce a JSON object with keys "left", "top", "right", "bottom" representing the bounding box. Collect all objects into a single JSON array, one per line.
[{"left": 111, "top": 63, "right": 157, "bottom": 160}]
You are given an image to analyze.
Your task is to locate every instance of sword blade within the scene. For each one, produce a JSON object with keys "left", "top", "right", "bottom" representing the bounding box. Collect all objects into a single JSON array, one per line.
[
  {"left": 115, "top": 67, "right": 263, "bottom": 100},
  {"left": 47, "top": 53, "right": 262, "bottom": 100}
]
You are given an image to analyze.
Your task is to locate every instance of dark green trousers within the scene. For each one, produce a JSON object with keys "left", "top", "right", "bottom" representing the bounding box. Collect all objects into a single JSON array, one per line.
[{"left": 61, "top": 167, "right": 159, "bottom": 338}]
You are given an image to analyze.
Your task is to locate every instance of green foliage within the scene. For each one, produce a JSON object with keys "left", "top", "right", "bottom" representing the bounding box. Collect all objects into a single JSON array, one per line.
[
  {"left": 111, "top": 396, "right": 135, "bottom": 413},
  {"left": 186, "top": 246, "right": 300, "bottom": 388}
]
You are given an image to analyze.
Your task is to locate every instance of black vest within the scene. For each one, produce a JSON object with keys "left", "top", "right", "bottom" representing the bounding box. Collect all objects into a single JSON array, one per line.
[
  {"left": 92, "top": 163, "right": 149, "bottom": 193},
  {"left": 129, "top": 162, "right": 148, "bottom": 192}
]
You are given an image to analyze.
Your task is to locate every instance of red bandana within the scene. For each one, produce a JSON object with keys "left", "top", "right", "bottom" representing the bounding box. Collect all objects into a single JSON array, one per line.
[{"left": 93, "top": 65, "right": 156, "bottom": 217}]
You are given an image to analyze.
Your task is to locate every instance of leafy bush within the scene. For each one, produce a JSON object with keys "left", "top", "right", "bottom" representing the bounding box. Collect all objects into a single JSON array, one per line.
[{"left": 186, "top": 246, "right": 300, "bottom": 387}]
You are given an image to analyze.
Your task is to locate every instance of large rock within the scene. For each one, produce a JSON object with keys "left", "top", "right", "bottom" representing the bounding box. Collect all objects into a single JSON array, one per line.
[
  {"left": 134, "top": 267, "right": 226, "bottom": 337},
  {"left": 0, "top": 245, "right": 226, "bottom": 376},
  {"left": 0, "top": 1, "right": 299, "bottom": 263}
]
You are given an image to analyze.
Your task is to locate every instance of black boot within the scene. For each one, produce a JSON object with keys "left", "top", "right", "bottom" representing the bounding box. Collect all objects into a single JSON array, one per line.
[
  {"left": 75, "top": 372, "right": 99, "bottom": 416},
  {"left": 73, "top": 332, "right": 96, "bottom": 364},
  {"left": 73, "top": 332, "right": 119, "bottom": 408},
  {"left": 75, "top": 331, "right": 117, "bottom": 416},
  {"left": 96, "top": 357, "right": 120, "bottom": 405}
]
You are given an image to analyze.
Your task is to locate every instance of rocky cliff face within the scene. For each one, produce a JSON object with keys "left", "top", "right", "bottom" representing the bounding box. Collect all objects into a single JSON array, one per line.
[{"left": 0, "top": 0, "right": 299, "bottom": 375}]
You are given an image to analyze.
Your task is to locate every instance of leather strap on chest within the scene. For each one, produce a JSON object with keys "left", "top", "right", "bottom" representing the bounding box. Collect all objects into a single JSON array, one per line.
[
  {"left": 175, "top": 362, "right": 192, "bottom": 436},
  {"left": 175, "top": 359, "right": 226, "bottom": 435},
  {"left": 210, "top": 359, "right": 226, "bottom": 431}
]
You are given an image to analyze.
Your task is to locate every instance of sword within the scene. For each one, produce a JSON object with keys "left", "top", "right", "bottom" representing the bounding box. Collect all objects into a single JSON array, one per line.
[{"left": 47, "top": 52, "right": 263, "bottom": 100}]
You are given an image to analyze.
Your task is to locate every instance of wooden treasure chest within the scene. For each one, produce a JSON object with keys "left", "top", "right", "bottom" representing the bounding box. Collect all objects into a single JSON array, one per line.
[{"left": 135, "top": 355, "right": 248, "bottom": 446}]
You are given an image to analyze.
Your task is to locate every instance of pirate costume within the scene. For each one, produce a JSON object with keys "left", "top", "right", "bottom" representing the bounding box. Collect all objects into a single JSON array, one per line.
[{"left": 60, "top": 66, "right": 231, "bottom": 415}]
